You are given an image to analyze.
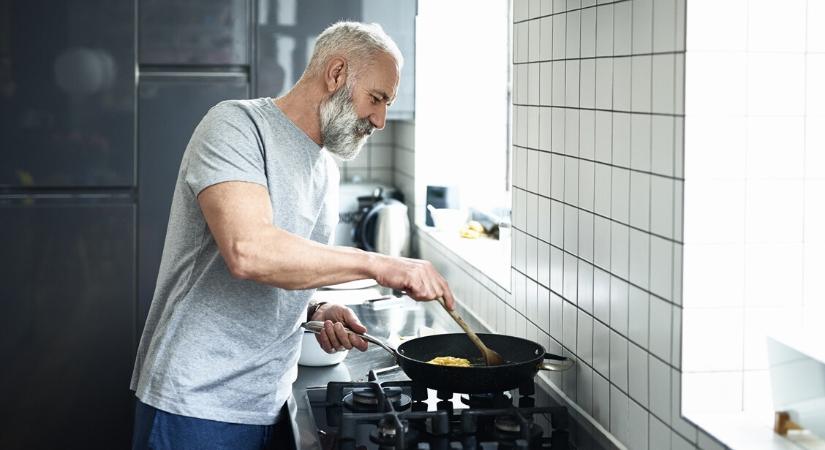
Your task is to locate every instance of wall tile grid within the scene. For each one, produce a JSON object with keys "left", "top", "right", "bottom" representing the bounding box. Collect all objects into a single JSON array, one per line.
[
  {"left": 339, "top": 120, "right": 398, "bottom": 185},
  {"left": 391, "top": 120, "right": 417, "bottom": 228},
  {"left": 421, "top": 0, "right": 726, "bottom": 449},
  {"left": 682, "top": 0, "right": 825, "bottom": 422}
]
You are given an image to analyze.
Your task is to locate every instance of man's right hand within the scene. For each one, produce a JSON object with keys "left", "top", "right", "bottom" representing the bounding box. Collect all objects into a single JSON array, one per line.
[{"left": 370, "top": 255, "right": 456, "bottom": 310}]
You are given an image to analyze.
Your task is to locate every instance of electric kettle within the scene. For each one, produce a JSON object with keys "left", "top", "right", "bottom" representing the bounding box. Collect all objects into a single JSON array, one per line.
[{"left": 357, "top": 199, "right": 410, "bottom": 257}]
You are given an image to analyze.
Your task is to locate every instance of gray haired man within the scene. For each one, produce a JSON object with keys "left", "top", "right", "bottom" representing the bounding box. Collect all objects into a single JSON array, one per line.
[{"left": 130, "top": 22, "right": 456, "bottom": 450}]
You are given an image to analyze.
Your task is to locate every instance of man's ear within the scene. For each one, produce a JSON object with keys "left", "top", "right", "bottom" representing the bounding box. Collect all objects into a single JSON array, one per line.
[{"left": 324, "top": 57, "right": 347, "bottom": 93}]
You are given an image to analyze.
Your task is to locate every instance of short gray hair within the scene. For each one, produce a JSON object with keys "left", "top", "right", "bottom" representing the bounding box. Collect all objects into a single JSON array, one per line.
[{"left": 305, "top": 21, "right": 403, "bottom": 81}]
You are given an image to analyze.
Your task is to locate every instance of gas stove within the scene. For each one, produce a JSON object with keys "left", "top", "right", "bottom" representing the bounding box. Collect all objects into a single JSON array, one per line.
[{"left": 305, "top": 366, "right": 578, "bottom": 450}]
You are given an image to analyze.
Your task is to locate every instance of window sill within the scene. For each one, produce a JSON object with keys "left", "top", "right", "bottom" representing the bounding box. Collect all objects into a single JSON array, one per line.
[{"left": 416, "top": 225, "right": 511, "bottom": 291}]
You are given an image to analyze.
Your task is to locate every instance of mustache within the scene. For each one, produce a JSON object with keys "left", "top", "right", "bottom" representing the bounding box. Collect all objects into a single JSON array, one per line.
[{"left": 354, "top": 118, "right": 374, "bottom": 137}]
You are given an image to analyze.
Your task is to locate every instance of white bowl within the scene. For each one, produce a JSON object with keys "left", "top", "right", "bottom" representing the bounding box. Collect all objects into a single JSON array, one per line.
[
  {"left": 298, "top": 331, "right": 348, "bottom": 366},
  {"left": 429, "top": 207, "right": 468, "bottom": 233}
]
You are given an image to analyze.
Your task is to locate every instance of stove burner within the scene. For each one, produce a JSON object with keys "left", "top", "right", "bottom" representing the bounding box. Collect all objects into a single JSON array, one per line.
[
  {"left": 494, "top": 415, "right": 523, "bottom": 433},
  {"left": 343, "top": 387, "right": 411, "bottom": 412},
  {"left": 462, "top": 391, "right": 513, "bottom": 409}
]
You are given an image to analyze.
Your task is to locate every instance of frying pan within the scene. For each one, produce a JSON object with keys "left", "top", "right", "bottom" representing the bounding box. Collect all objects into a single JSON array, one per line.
[{"left": 301, "top": 322, "right": 573, "bottom": 393}]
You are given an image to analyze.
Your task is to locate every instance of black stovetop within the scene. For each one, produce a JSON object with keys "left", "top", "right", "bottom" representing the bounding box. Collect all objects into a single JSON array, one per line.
[{"left": 306, "top": 367, "right": 582, "bottom": 450}]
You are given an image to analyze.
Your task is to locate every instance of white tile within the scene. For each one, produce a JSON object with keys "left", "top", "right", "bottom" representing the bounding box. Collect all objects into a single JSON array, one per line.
[
  {"left": 650, "top": 175, "right": 674, "bottom": 240},
  {"left": 551, "top": 199, "right": 564, "bottom": 248},
  {"left": 631, "top": 55, "right": 652, "bottom": 113},
  {"left": 671, "top": 298, "right": 682, "bottom": 367},
  {"left": 538, "top": 239, "right": 551, "bottom": 287},
  {"left": 578, "top": 260, "right": 594, "bottom": 314},
  {"left": 552, "top": 61, "right": 565, "bottom": 108},
  {"left": 528, "top": 64, "right": 540, "bottom": 108},
  {"left": 743, "top": 369, "right": 772, "bottom": 414},
  {"left": 686, "top": 0, "right": 746, "bottom": 52},
  {"left": 538, "top": 284, "right": 550, "bottom": 331},
  {"left": 628, "top": 342, "right": 649, "bottom": 407},
  {"left": 652, "top": 54, "right": 676, "bottom": 115},
  {"left": 629, "top": 285, "right": 650, "bottom": 349},
  {"left": 744, "top": 243, "right": 804, "bottom": 308},
  {"left": 526, "top": 234, "right": 538, "bottom": 280},
  {"left": 549, "top": 291, "right": 563, "bottom": 341},
  {"left": 631, "top": 114, "right": 652, "bottom": 173},
  {"left": 808, "top": 55, "right": 825, "bottom": 116},
  {"left": 552, "top": 13, "right": 566, "bottom": 59},
  {"left": 748, "top": 0, "right": 806, "bottom": 52},
  {"left": 675, "top": 0, "right": 685, "bottom": 52},
  {"left": 609, "top": 329, "right": 628, "bottom": 390},
  {"left": 564, "top": 204, "right": 579, "bottom": 253},
  {"left": 528, "top": 149, "right": 540, "bottom": 193},
  {"left": 577, "top": 310, "right": 594, "bottom": 365},
  {"left": 682, "top": 307, "right": 743, "bottom": 372},
  {"left": 610, "top": 276, "right": 629, "bottom": 336},
  {"left": 613, "top": 58, "right": 631, "bottom": 112},
  {"left": 552, "top": 107, "right": 565, "bottom": 153},
  {"left": 610, "top": 221, "right": 630, "bottom": 279},
  {"left": 746, "top": 116, "right": 804, "bottom": 180},
  {"left": 551, "top": 153, "right": 565, "bottom": 200},
  {"left": 540, "top": 62, "right": 552, "bottom": 107},
  {"left": 649, "top": 414, "right": 670, "bottom": 450},
  {"left": 629, "top": 171, "right": 651, "bottom": 230},
  {"left": 806, "top": 116, "right": 825, "bottom": 179},
  {"left": 551, "top": 245, "right": 564, "bottom": 293},
  {"left": 538, "top": 195, "right": 551, "bottom": 242},
  {"left": 526, "top": 277, "right": 538, "bottom": 319},
  {"left": 651, "top": 115, "right": 675, "bottom": 177},
  {"left": 593, "top": 215, "right": 611, "bottom": 270},
  {"left": 649, "top": 355, "right": 671, "bottom": 425},
  {"left": 595, "top": 58, "right": 613, "bottom": 111},
  {"left": 563, "top": 299, "right": 578, "bottom": 351},
  {"left": 594, "top": 110, "right": 612, "bottom": 164},
  {"left": 810, "top": 0, "right": 825, "bottom": 52},
  {"left": 565, "top": 60, "right": 580, "bottom": 108},
  {"left": 577, "top": 362, "right": 594, "bottom": 415},
  {"left": 593, "top": 313, "right": 610, "bottom": 377},
  {"left": 612, "top": 113, "right": 631, "bottom": 168},
  {"left": 594, "top": 162, "right": 611, "bottom": 216},
  {"left": 674, "top": 54, "right": 684, "bottom": 115},
  {"left": 581, "top": 7, "right": 596, "bottom": 58},
  {"left": 629, "top": 400, "right": 650, "bottom": 450},
  {"left": 563, "top": 252, "right": 579, "bottom": 303},
  {"left": 649, "top": 296, "right": 672, "bottom": 363},
  {"left": 528, "top": 106, "right": 540, "bottom": 149},
  {"left": 681, "top": 371, "right": 742, "bottom": 414},
  {"left": 516, "top": 22, "right": 529, "bottom": 63},
  {"left": 553, "top": 0, "right": 566, "bottom": 13},
  {"left": 672, "top": 432, "right": 693, "bottom": 450},
  {"left": 539, "top": 152, "right": 552, "bottom": 196},
  {"left": 649, "top": 236, "right": 673, "bottom": 301},
  {"left": 593, "top": 371, "right": 610, "bottom": 429},
  {"left": 652, "top": 0, "right": 677, "bottom": 53},
  {"left": 565, "top": 109, "right": 580, "bottom": 157},
  {"left": 596, "top": 5, "right": 613, "bottom": 58},
  {"left": 562, "top": 348, "right": 578, "bottom": 400},
  {"left": 539, "top": 17, "right": 553, "bottom": 62},
  {"left": 685, "top": 52, "right": 746, "bottom": 117},
  {"left": 747, "top": 53, "right": 805, "bottom": 117},
  {"left": 579, "top": 209, "right": 594, "bottom": 262},
  {"left": 580, "top": 59, "right": 595, "bottom": 109},
  {"left": 683, "top": 116, "right": 745, "bottom": 180},
  {"left": 580, "top": 110, "right": 596, "bottom": 161},
  {"left": 744, "top": 180, "right": 804, "bottom": 244},
  {"left": 610, "top": 384, "right": 630, "bottom": 446},
  {"left": 593, "top": 265, "right": 610, "bottom": 320},
  {"left": 527, "top": 191, "right": 539, "bottom": 234},
  {"left": 805, "top": 181, "right": 825, "bottom": 243},
  {"left": 540, "top": 0, "right": 553, "bottom": 16},
  {"left": 629, "top": 228, "right": 650, "bottom": 290},
  {"left": 632, "top": 0, "right": 653, "bottom": 54},
  {"left": 566, "top": 10, "right": 580, "bottom": 59},
  {"left": 613, "top": 1, "right": 631, "bottom": 55},
  {"left": 514, "top": 0, "right": 529, "bottom": 21}
]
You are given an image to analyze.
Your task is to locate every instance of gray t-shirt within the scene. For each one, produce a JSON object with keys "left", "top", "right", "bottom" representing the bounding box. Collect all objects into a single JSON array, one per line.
[{"left": 130, "top": 98, "right": 339, "bottom": 425}]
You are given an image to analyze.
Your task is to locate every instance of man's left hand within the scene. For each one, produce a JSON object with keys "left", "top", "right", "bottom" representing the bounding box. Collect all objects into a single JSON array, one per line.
[{"left": 311, "top": 304, "right": 369, "bottom": 353}]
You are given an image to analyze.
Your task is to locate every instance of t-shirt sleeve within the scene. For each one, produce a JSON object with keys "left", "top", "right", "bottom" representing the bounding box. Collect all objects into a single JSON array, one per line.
[{"left": 184, "top": 101, "right": 268, "bottom": 196}]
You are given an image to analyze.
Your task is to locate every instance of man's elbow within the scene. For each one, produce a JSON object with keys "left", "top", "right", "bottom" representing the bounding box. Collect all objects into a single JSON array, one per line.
[{"left": 225, "top": 240, "right": 258, "bottom": 281}]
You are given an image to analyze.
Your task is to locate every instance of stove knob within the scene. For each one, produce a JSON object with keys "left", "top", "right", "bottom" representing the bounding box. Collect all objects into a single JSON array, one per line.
[{"left": 416, "top": 443, "right": 430, "bottom": 450}]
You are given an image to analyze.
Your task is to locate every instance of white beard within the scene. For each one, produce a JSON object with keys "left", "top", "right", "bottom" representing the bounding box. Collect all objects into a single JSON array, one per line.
[{"left": 319, "top": 85, "right": 374, "bottom": 161}]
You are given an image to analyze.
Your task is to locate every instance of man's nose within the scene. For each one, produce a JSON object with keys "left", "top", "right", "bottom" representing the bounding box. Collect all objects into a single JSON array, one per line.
[{"left": 369, "top": 106, "right": 387, "bottom": 130}]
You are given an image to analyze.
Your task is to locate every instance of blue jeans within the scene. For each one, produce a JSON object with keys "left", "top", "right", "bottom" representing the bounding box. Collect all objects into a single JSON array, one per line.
[{"left": 131, "top": 399, "right": 294, "bottom": 450}]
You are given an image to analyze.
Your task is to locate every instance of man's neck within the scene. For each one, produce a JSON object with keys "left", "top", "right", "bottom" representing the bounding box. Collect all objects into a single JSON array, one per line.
[{"left": 273, "top": 81, "right": 325, "bottom": 147}]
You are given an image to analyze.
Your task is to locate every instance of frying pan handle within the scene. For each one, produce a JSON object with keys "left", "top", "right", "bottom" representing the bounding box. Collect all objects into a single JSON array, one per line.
[
  {"left": 301, "top": 321, "right": 397, "bottom": 358},
  {"left": 538, "top": 353, "right": 575, "bottom": 372}
]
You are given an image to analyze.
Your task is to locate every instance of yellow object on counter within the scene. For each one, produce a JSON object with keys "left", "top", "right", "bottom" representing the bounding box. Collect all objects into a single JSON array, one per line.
[
  {"left": 427, "top": 356, "right": 472, "bottom": 367},
  {"left": 459, "top": 220, "right": 485, "bottom": 239}
]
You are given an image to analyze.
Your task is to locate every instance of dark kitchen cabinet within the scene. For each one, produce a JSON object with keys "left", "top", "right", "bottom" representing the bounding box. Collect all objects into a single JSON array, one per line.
[
  {"left": 0, "top": 198, "right": 136, "bottom": 450},
  {"left": 137, "top": 76, "right": 249, "bottom": 333},
  {"left": 0, "top": 0, "right": 135, "bottom": 187},
  {"left": 139, "top": 0, "right": 251, "bottom": 65}
]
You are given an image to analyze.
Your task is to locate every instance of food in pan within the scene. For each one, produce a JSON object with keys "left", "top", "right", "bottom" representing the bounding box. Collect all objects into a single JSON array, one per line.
[{"left": 427, "top": 356, "right": 472, "bottom": 367}]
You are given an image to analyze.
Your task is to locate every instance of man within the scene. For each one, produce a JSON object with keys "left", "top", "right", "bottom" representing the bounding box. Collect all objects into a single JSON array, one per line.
[{"left": 130, "top": 22, "right": 456, "bottom": 450}]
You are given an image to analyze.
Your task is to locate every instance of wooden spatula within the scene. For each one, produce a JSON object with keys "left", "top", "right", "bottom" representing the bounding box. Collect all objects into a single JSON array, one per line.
[{"left": 436, "top": 298, "right": 505, "bottom": 366}]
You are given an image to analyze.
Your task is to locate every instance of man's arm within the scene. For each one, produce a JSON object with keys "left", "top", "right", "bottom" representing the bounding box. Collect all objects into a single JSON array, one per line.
[{"left": 198, "top": 181, "right": 456, "bottom": 309}]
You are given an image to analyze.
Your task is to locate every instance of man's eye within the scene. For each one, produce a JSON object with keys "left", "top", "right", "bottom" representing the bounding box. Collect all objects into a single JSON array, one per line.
[{"left": 371, "top": 96, "right": 381, "bottom": 104}]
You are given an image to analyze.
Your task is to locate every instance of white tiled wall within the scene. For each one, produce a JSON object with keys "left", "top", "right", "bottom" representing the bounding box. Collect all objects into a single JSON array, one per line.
[
  {"left": 682, "top": 0, "right": 825, "bottom": 421},
  {"left": 421, "top": 0, "right": 725, "bottom": 449}
]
